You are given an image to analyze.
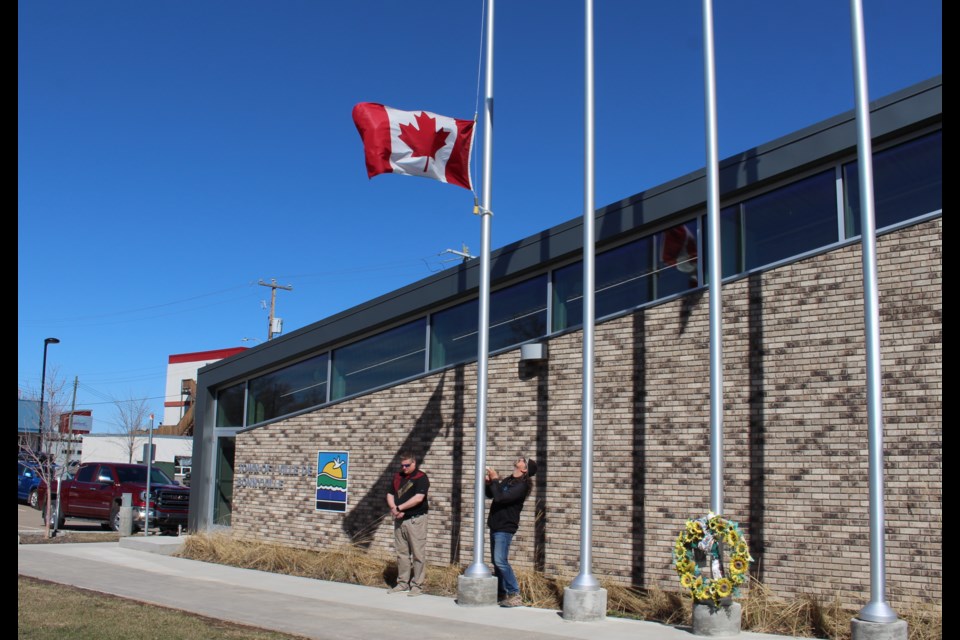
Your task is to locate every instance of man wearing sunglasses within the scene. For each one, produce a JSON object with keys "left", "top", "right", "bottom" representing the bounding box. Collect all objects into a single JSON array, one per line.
[{"left": 386, "top": 451, "right": 430, "bottom": 596}]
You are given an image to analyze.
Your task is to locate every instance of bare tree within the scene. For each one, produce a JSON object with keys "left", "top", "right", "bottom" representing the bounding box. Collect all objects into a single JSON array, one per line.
[
  {"left": 18, "top": 367, "right": 71, "bottom": 537},
  {"left": 113, "top": 397, "right": 152, "bottom": 464}
]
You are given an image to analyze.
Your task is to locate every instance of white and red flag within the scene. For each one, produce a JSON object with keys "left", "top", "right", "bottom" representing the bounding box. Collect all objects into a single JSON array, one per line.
[
  {"left": 352, "top": 103, "right": 475, "bottom": 190},
  {"left": 660, "top": 224, "right": 698, "bottom": 274}
]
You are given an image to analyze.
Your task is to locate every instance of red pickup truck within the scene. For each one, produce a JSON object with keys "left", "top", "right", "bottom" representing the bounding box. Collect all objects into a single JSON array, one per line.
[{"left": 39, "top": 462, "right": 190, "bottom": 534}]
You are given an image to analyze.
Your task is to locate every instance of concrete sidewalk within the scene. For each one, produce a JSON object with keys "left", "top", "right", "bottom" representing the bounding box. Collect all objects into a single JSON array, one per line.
[{"left": 18, "top": 537, "right": 802, "bottom": 640}]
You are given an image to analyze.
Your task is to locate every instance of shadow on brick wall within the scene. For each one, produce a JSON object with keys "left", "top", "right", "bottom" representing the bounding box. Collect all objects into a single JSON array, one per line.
[
  {"left": 632, "top": 308, "right": 647, "bottom": 586},
  {"left": 446, "top": 365, "right": 466, "bottom": 564},
  {"left": 748, "top": 272, "right": 767, "bottom": 579},
  {"left": 342, "top": 371, "right": 449, "bottom": 546},
  {"left": 679, "top": 289, "right": 704, "bottom": 335},
  {"left": 516, "top": 359, "right": 550, "bottom": 571}
]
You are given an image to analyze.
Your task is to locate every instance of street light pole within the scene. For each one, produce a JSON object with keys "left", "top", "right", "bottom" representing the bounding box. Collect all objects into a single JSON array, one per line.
[{"left": 38, "top": 337, "right": 61, "bottom": 438}]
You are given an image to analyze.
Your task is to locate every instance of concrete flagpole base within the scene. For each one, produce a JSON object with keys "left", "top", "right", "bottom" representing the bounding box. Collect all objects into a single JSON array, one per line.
[
  {"left": 119, "top": 507, "right": 133, "bottom": 537},
  {"left": 456, "top": 575, "right": 498, "bottom": 607},
  {"left": 851, "top": 618, "right": 908, "bottom": 640},
  {"left": 692, "top": 601, "right": 742, "bottom": 636},
  {"left": 561, "top": 587, "right": 607, "bottom": 621}
]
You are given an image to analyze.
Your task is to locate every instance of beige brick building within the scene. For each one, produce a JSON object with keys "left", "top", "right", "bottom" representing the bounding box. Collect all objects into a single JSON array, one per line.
[{"left": 192, "top": 77, "right": 941, "bottom": 607}]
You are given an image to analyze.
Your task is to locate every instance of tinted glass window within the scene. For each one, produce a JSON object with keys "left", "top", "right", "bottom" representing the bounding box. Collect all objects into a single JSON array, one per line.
[
  {"left": 430, "top": 275, "right": 548, "bottom": 368},
  {"left": 247, "top": 353, "right": 329, "bottom": 425},
  {"left": 742, "top": 170, "right": 838, "bottom": 270},
  {"left": 489, "top": 275, "right": 547, "bottom": 352},
  {"left": 844, "top": 131, "right": 942, "bottom": 236},
  {"left": 331, "top": 319, "right": 426, "bottom": 399},
  {"left": 702, "top": 206, "right": 743, "bottom": 284},
  {"left": 553, "top": 237, "right": 655, "bottom": 331},
  {"left": 216, "top": 384, "right": 245, "bottom": 428},
  {"left": 76, "top": 466, "right": 95, "bottom": 482},
  {"left": 430, "top": 298, "right": 477, "bottom": 368}
]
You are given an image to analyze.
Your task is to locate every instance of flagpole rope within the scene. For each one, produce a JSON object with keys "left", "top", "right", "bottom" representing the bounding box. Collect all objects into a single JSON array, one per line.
[{"left": 470, "top": 0, "right": 487, "bottom": 200}]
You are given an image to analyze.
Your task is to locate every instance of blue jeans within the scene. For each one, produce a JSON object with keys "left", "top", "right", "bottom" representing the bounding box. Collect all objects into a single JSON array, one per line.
[{"left": 490, "top": 530, "right": 519, "bottom": 596}]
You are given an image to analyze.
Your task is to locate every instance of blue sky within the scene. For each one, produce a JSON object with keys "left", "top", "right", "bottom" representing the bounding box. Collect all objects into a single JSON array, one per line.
[{"left": 18, "top": 1, "right": 941, "bottom": 433}]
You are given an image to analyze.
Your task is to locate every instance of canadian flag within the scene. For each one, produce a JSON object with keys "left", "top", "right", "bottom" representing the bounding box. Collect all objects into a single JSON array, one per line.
[{"left": 352, "top": 103, "right": 475, "bottom": 190}]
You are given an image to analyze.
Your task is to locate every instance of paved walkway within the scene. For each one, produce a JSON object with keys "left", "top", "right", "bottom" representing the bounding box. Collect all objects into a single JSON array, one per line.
[{"left": 19, "top": 537, "right": 803, "bottom": 640}]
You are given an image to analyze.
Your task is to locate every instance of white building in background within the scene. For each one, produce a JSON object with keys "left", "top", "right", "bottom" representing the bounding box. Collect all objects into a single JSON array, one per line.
[
  {"left": 71, "top": 348, "right": 247, "bottom": 483},
  {"left": 162, "top": 348, "right": 246, "bottom": 428},
  {"left": 81, "top": 434, "right": 194, "bottom": 482}
]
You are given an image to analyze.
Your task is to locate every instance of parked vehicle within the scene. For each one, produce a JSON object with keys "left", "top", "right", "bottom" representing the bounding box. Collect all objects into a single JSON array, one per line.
[
  {"left": 38, "top": 462, "right": 190, "bottom": 533},
  {"left": 17, "top": 460, "right": 45, "bottom": 508}
]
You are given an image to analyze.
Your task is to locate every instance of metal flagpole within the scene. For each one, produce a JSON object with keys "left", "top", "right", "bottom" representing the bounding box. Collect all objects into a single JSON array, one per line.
[
  {"left": 849, "top": 0, "right": 897, "bottom": 625},
  {"left": 464, "top": 0, "right": 495, "bottom": 580},
  {"left": 702, "top": 0, "right": 724, "bottom": 517},
  {"left": 563, "top": 2, "right": 606, "bottom": 619},
  {"left": 570, "top": 0, "right": 599, "bottom": 593}
]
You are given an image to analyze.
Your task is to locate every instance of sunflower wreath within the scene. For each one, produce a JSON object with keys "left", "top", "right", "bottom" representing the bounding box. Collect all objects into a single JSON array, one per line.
[{"left": 673, "top": 513, "right": 753, "bottom": 606}]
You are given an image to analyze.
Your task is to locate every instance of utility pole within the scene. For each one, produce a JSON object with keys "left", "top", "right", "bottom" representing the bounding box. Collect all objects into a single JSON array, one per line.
[
  {"left": 258, "top": 279, "right": 293, "bottom": 340},
  {"left": 68, "top": 376, "right": 79, "bottom": 466}
]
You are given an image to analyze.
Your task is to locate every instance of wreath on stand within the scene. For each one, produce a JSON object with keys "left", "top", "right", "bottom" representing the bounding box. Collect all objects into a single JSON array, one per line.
[{"left": 673, "top": 513, "right": 753, "bottom": 606}]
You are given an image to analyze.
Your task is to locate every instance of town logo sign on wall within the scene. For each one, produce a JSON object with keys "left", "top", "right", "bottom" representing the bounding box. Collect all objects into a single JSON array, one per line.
[{"left": 316, "top": 451, "right": 349, "bottom": 513}]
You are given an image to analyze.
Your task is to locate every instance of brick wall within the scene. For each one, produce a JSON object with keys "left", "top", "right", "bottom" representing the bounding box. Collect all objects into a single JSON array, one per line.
[{"left": 232, "top": 217, "right": 941, "bottom": 606}]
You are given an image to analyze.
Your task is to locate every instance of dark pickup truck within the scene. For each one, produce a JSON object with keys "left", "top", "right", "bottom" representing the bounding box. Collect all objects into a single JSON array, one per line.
[{"left": 39, "top": 462, "right": 190, "bottom": 533}]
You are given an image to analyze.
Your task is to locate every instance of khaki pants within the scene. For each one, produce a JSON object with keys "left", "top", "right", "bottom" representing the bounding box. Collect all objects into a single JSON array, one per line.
[{"left": 394, "top": 513, "right": 428, "bottom": 589}]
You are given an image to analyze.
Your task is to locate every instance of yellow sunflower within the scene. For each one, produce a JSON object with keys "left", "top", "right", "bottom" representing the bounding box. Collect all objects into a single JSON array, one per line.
[
  {"left": 735, "top": 540, "right": 749, "bottom": 555},
  {"left": 714, "top": 578, "right": 734, "bottom": 598},
  {"left": 724, "top": 529, "right": 739, "bottom": 546},
  {"left": 730, "top": 557, "right": 748, "bottom": 575},
  {"left": 676, "top": 557, "right": 696, "bottom": 574},
  {"left": 680, "top": 573, "right": 696, "bottom": 588}
]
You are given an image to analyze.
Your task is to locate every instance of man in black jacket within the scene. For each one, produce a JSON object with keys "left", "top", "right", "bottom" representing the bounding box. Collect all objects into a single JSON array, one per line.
[{"left": 485, "top": 456, "right": 537, "bottom": 607}]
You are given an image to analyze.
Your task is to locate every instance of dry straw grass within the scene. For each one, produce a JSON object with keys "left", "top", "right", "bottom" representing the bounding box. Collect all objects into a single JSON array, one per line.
[
  {"left": 180, "top": 533, "right": 940, "bottom": 640},
  {"left": 181, "top": 532, "right": 390, "bottom": 586},
  {"left": 740, "top": 578, "right": 942, "bottom": 640}
]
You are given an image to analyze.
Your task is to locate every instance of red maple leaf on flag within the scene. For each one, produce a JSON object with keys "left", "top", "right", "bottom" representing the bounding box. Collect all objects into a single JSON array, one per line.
[{"left": 398, "top": 111, "right": 450, "bottom": 172}]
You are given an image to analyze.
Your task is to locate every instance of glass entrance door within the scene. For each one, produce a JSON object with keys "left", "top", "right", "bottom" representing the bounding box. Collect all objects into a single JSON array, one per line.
[{"left": 213, "top": 436, "right": 235, "bottom": 526}]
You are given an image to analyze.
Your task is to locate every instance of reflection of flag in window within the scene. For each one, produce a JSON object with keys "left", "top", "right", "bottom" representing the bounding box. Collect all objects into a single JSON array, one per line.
[{"left": 660, "top": 225, "right": 698, "bottom": 274}]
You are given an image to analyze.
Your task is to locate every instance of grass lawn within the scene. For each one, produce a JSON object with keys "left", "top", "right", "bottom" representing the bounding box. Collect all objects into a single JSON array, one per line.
[{"left": 18, "top": 576, "right": 309, "bottom": 640}]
